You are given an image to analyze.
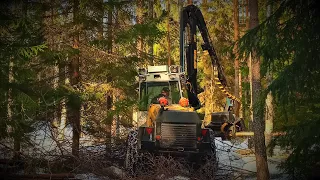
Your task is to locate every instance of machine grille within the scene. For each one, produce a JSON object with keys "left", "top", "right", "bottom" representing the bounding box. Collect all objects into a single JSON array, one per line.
[{"left": 160, "top": 123, "right": 197, "bottom": 148}]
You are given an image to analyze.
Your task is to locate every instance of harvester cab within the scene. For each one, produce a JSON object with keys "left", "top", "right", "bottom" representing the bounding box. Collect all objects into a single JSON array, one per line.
[
  {"left": 137, "top": 65, "right": 185, "bottom": 110},
  {"left": 132, "top": 65, "right": 187, "bottom": 127}
]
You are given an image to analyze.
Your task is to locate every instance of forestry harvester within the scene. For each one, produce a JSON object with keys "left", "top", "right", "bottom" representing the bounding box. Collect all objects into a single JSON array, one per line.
[{"left": 125, "top": 4, "right": 244, "bottom": 174}]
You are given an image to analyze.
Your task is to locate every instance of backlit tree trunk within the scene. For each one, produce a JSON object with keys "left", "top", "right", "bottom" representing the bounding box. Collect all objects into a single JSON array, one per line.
[
  {"left": 98, "top": 0, "right": 104, "bottom": 40},
  {"left": 233, "top": 0, "right": 240, "bottom": 117},
  {"left": 7, "top": 58, "right": 20, "bottom": 159},
  {"left": 265, "top": 4, "right": 274, "bottom": 148},
  {"left": 148, "top": 0, "right": 154, "bottom": 65},
  {"left": 249, "top": 0, "right": 270, "bottom": 179},
  {"left": 49, "top": 1, "right": 60, "bottom": 137},
  {"left": 106, "top": 0, "right": 113, "bottom": 148},
  {"left": 58, "top": 40, "right": 67, "bottom": 141},
  {"left": 167, "top": 0, "right": 171, "bottom": 66},
  {"left": 246, "top": 0, "right": 254, "bottom": 149},
  {"left": 136, "top": 0, "right": 143, "bottom": 58},
  {"left": 7, "top": 60, "right": 13, "bottom": 134},
  {"left": 69, "top": 0, "right": 81, "bottom": 157},
  {"left": 265, "top": 90, "right": 274, "bottom": 146},
  {"left": 246, "top": 0, "right": 250, "bottom": 30}
]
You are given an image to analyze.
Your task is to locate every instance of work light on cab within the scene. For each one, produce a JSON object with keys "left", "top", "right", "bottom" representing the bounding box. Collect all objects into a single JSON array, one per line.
[
  {"left": 138, "top": 68, "right": 147, "bottom": 75},
  {"left": 169, "top": 65, "right": 180, "bottom": 73}
]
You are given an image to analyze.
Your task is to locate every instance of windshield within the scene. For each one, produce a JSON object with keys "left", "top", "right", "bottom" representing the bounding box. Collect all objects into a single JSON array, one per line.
[{"left": 139, "top": 81, "right": 181, "bottom": 111}]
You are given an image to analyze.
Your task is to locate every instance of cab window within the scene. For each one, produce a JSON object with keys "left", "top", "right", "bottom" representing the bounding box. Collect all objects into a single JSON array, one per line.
[{"left": 139, "top": 81, "right": 181, "bottom": 111}]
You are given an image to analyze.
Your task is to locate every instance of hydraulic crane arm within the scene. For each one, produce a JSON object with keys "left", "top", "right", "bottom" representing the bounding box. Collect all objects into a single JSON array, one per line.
[{"left": 180, "top": 5, "right": 239, "bottom": 108}]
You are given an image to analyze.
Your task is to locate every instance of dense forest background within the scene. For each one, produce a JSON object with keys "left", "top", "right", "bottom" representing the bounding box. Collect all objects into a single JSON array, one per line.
[{"left": 0, "top": 0, "right": 319, "bottom": 179}]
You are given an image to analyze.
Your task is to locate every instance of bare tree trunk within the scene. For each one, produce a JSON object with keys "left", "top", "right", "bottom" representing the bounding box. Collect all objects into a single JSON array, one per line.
[
  {"left": 148, "top": 0, "right": 154, "bottom": 65},
  {"left": 106, "top": 0, "right": 113, "bottom": 150},
  {"left": 69, "top": 0, "right": 81, "bottom": 157},
  {"left": 57, "top": 2, "right": 68, "bottom": 142},
  {"left": 233, "top": 0, "right": 240, "bottom": 117},
  {"left": 7, "top": 60, "right": 13, "bottom": 135},
  {"left": 58, "top": 99, "right": 67, "bottom": 140},
  {"left": 50, "top": 1, "right": 60, "bottom": 136},
  {"left": 7, "top": 58, "right": 20, "bottom": 159},
  {"left": 249, "top": 0, "right": 270, "bottom": 179},
  {"left": 107, "top": 2, "right": 113, "bottom": 55},
  {"left": 239, "top": 69, "right": 243, "bottom": 118},
  {"left": 58, "top": 42, "right": 67, "bottom": 141},
  {"left": 245, "top": 0, "right": 253, "bottom": 148},
  {"left": 167, "top": 0, "right": 171, "bottom": 66},
  {"left": 264, "top": 4, "right": 274, "bottom": 148},
  {"left": 136, "top": 0, "right": 143, "bottom": 58},
  {"left": 249, "top": 53, "right": 253, "bottom": 124},
  {"left": 246, "top": 0, "right": 250, "bottom": 30},
  {"left": 98, "top": 0, "right": 104, "bottom": 41},
  {"left": 265, "top": 91, "right": 274, "bottom": 146}
]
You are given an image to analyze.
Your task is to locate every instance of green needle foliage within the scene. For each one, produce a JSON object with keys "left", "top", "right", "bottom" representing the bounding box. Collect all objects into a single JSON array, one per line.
[
  {"left": 239, "top": 0, "right": 320, "bottom": 178},
  {"left": 0, "top": 1, "right": 48, "bottom": 140}
]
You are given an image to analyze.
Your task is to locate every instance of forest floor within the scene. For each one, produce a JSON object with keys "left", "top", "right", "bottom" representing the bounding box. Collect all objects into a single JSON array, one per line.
[
  {"left": 0, "top": 123, "right": 289, "bottom": 180},
  {"left": 215, "top": 138, "right": 289, "bottom": 180},
  {"left": 72, "top": 137, "right": 289, "bottom": 180}
]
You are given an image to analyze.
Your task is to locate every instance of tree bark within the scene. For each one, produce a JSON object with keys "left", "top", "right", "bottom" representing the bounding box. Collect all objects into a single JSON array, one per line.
[
  {"left": 50, "top": 0, "right": 60, "bottom": 136},
  {"left": 107, "top": 2, "right": 113, "bottom": 54},
  {"left": 7, "top": 60, "right": 13, "bottom": 135},
  {"left": 136, "top": 0, "right": 143, "bottom": 58},
  {"left": 246, "top": 0, "right": 253, "bottom": 148},
  {"left": 98, "top": 0, "right": 104, "bottom": 40},
  {"left": 249, "top": 53, "right": 253, "bottom": 123},
  {"left": 106, "top": 0, "right": 113, "bottom": 148},
  {"left": 249, "top": 0, "right": 270, "bottom": 179},
  {"left": 265, "top": 91, "right": 274, "bottom": 146},
  {"left": 246, "top": 0, "right": 250, "bottom": 30},
  {"left": 264, "top": 4, "right": 274, "bottom": 148},
  {"left": 7, "top": 58, "right": 20, "bottom": 159},
  {"left": 148, "top": 0, "right": 154, "bottom": 65},
  {"left": 69, "top": 0, "right": 81, "bottom": 157},
  {"left": 167, "top": 0, "right": 171, "bottom": 66},
  {"left": 58, "top": 44, "right": 67, "bottom": 141},
  {"left": 239, "top": 69, "right": 243, "bottom": 118},
  {"left": 233, "top": 0, "right": 240, "bottom": 117}
]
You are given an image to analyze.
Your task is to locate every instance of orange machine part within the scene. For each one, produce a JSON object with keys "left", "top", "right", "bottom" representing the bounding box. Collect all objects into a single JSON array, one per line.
[{"left": 179, "top": 97, "right": 189, "bottom": 107}]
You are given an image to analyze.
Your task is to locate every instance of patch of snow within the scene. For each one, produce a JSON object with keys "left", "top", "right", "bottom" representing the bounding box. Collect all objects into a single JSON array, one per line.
[
  {"left": 75, "top": 173, "right": 108, "bottom": 180},
  {"left": 215, "top": 137, "right": 289, "bottom": 179},
  {"left": 103, "top": 166, "right": 125, "bottom": 179},
  {"left": 167, "top": 176, "right": 190, "bottom": 180},
  {"left": 157, "top": 174, "right": 166, "bottom": 179}
]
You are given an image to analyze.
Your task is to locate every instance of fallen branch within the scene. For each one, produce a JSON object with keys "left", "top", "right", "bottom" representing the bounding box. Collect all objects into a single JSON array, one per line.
[
  {"left": 235, "top": 132, "right": 286, "bottom": 137},
  {"left": 1, "top": 173, "right": 76, "bottom": 179}
]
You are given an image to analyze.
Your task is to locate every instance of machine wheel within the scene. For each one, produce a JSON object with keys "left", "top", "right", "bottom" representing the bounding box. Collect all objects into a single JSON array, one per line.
[{"left": 124, "top": 130, "right": 139, "bottom": 176}]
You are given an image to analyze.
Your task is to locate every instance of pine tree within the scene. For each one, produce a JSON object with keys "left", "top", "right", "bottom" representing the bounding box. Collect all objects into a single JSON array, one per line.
[
  {"left": 233, "top": 0, "right": 240, "bottom": 117},
  {"left": 249, "top": 0, "right": 270, "bottom": 179},
  {"left": 264, "top": 3, "right": 273, "bottom": 149},
  {"left": 240, "top": 0, "right": 320, "bottom": 178}
]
